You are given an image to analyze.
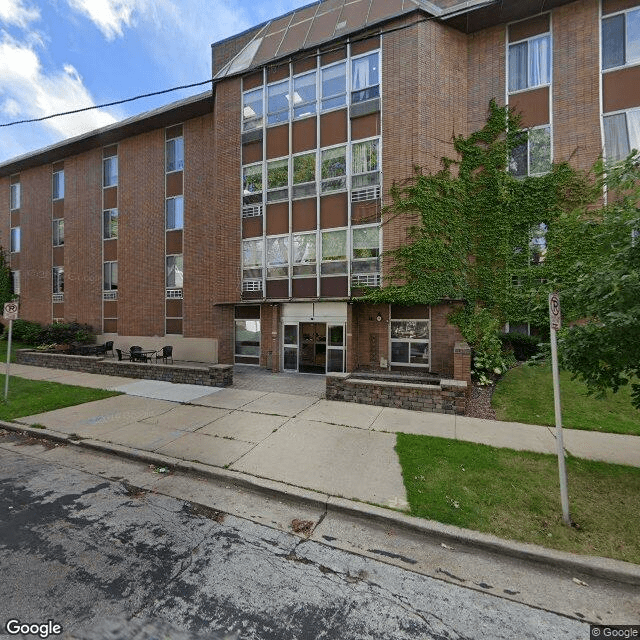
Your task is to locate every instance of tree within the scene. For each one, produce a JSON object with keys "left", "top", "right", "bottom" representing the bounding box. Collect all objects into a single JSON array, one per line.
[
  {"left": 0, "top": 248, "right": 13, "bottom": 308},
  {"left": 558, "top": 156, "right": 640, "bottom": 408}
]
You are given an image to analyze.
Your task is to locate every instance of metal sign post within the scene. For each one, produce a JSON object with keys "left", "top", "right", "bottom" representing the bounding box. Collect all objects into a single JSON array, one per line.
[
  {"left": 3, "top": 302, "right": 18, "bottom": 401},
  {"left": 549, "top": 292, "right": 571, "bottom": 525}
]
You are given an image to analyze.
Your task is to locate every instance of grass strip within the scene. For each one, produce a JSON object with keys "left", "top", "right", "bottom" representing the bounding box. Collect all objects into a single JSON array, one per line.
[
  {"left": 492, "top": 362, "right": 640, "bottom": 436},
  {"left": 0, "top": 375, "right": 120, "bottom": 421},
  {"left": 396, "top": 433, "right": 640, "bottom": 564}
]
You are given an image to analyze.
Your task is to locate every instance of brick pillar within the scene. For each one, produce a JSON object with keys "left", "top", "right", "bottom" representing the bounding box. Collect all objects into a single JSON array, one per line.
[
  {"left": 269, "top": 303, "right": 281, "bottom": 373},
  {"left": 453, "top": 341, "right": 472, "bottom": 391}
]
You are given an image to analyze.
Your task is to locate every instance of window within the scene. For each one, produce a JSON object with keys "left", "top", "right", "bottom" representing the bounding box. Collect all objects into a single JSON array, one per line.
[
  {"left": 166, "top": 196, "right": 184, "bottom": 230},
  {"left": 166, "top": 137, "right": 184, "bottom": 172},
  {"left": 52, "top": 266, "right": 64, "bottom": 294},
  {"left": 508, "top": 34, "right": 551, "bottom": 92},
  {"left": 243, "top": 163, "right": 263, "bottom": 205},
  {"left": 530, "top": 223, "right": 547, "bottom": 265},
  {"left": 166, "top": 255, "right": 183, "bottom": 288},
  {"left": 321, "top": 61, "right": 346, "bottom": 111},
  {"left": 321, "top": 145, "right": 347, "bottom": 193},
  {"left": 352, "top": 139, "right": 380, "bottom": 188},
  {"left": 242, "top": 238, "right": 263, "bottom": 279},
  {"left": 351, "top": 51, "right": 380, "bottom": 103},
  {"left": 52, "top": 219, "right": 64, "bottom": 246},
  {"left": 52, "top": 170, "right": 64, "bottom": 200},
  {"left": 321, "top": 229, "right": 348, "bottom": 275},
  {"left": 603, "top": 108, "right": 640, "bottom": 162},
  {"left": 103, "top": 261, "right": 118, "bottom": 291},
  {"left": 11, "top": 270, "right": 19, "bottom": 296},
  {"left": 510, "top": 126, "right": 551, "bottom": 176},
  {"left": 266, "top": 236, "right": 289, "bottom": 278},
  {"left": 351, "top": 226, "right": 380, "bottom": 275},
  {"left": 103, "top": 209, "right": 118, "bottom": 239},
  {"left": 243, "top": 87, "right": 264, "bottom": 131},
  {"left": 103, "top": 156, "right": 118, "bottom": 187},
  {"left": 235, "top": 319, "right": 261, "bottom": 364},
  {"left": 292, "top": 71, "right": 317, "bottom": 119},
  {"left": 267, "top": 158, "right": 289, "bottom": 202},
  {"left": 390, "top": 320, "right": 430, "bottom": 366},
  {"left": 10, "top": 183, "right": 20, "bottom": 210},
  {"left": 267, "top": 80, "right": 289, "bottom": 126},
  {"left": 602, "top": 7, "right": 640, "bottom": 70},
  {"left": 10, "top": 227, "right": 20, "bottom": 253},
  {"left": 292, "top": 232, "right": 316, "bottom": 276},
  {"left": 292, "top": 152, "right": 316, "bottom": 199}
]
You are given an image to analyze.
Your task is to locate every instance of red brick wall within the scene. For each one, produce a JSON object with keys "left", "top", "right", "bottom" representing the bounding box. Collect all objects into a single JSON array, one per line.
[
  {"left": 19, "top": 165, "right": 52, "bottom": 325},
  {"left": 0, "top": 177, "right": 8, "bottom": 253},
  {"left": 65, "top": 149, "right": 102, "bottom": 330},
  {"left": 353, "top": 302, "right": 390, "bottom": 371},
  {"left": 118, "top": 130, "right": 165, "bottom": 337},
  {"left": 553, "top": 0, "right": 602, "bottom": 171},
  {"left": 431, "top": 303, "right": 465, "bottom": 378}
]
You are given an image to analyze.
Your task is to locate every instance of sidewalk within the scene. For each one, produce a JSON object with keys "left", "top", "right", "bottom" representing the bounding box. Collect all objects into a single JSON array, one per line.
[{"left": 3, "top": 363, "right": 640, "bottom": 510}]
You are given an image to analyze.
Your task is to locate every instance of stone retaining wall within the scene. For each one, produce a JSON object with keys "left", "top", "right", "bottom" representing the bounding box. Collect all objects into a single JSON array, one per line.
[
  {"left": 326, "top": 373, "right": 467, "bottom": 415},
  {"left": 16, "top": 350, "right": 233, "bottom": 387}
]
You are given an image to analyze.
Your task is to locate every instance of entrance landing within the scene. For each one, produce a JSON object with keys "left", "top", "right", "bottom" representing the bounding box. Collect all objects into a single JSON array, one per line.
[{"left": 232, "top": 365, "right": 326, "bottom": 398}]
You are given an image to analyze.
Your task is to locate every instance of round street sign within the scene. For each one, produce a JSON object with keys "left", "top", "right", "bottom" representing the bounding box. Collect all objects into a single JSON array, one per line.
[
  {"left": 549, "top": 292, "right": 561, "bottom": 330},
  {"left": 3, "top": 302, "right": 18, "bottom": 320}
]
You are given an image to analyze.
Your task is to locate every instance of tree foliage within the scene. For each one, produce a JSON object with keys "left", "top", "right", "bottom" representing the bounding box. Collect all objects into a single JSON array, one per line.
[{"left": 0, "top": 247, "right": 13, "bottom": 308}]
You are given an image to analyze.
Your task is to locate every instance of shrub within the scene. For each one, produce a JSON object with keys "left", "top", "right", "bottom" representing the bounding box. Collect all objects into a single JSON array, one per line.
[
  {"left": 8, "top": 319, "right": 44, "bottom": 345},
  {"left": 40, "top": 322, "right": 94, "bottom": 345},
  {"left": 500, "top": 332, "right": 541, "bottom": 361}
]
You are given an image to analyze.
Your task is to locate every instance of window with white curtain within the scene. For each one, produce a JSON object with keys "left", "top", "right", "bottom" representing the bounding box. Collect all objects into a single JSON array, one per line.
[
  {"left": 52, "top": 170, "right": 64, "bottom": 200},
  {"left": 166, "top": 137, "right": 184, "bottom": 172},
  {"left": 166, "top": 255, "right": 183, "bottom": 288},
  {"left": 508, "top": 34, "right": 551, "bottom": 92},
  {"left": 351, "top": 51, "right": 380, "bottom": 103},
  {"left": 292, "top": 233, "right": 316, "bottom": 276},
  {"left": 266, "top": 236, "right": 289, "bottom": 278},
  {"left": 602, "top": 7, "right": 640, "bottom": 70},
  {"left": 103, "top": 156, "right": 118, "bottom": 187},
  {"left": 10, "top": 183, "right": 20, "bottom": 210},
  {"left": 166, "top": 196, "right": 184, "bottom": 230},
  {"left": 603, "top": 108, "right": 640, "bottom": 162},
  {"left": 103, "top": 261, "right": 118, "bottom": 291},
  {"left": 351, "top": 226, "right": 380, "bottom": 275},
  {"left": 52, "top": 219, "right": 64, "bottom": 246},
  {"left": 351, "top": 138, "right": 380, "bottom": 188},
  {"left": 242, "top": 238, "right": 264, "bottom": 279}
]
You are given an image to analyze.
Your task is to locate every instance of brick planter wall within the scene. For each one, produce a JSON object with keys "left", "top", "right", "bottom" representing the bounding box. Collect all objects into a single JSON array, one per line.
[
  {"left": 326, "top": 373, "right": 467, "bottom": 415},
  {"left": 16, "top": 350, "right": 233, "bottom": 387}
]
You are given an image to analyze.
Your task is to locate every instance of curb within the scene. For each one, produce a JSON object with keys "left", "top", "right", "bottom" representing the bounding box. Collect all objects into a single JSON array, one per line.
[{"left": 3, "top": 420, "right": 640, "bottom": 588}]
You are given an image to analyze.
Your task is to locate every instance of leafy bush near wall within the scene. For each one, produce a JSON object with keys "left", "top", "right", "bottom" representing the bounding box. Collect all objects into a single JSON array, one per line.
[
  {"left": 5, "top": 320, "right": 94, "bottom": 346},
  {"left": 500, "top": 332, "right": 541, "bottom": 361}
]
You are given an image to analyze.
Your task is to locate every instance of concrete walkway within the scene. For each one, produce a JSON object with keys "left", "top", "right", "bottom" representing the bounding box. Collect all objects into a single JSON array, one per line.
[{"left": 4, "top": 362, "right": 640, "bottom": 511}]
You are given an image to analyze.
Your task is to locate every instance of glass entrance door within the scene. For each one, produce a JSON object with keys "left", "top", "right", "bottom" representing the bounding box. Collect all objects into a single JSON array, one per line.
[
  {"left": 299, "top": 322, "right": 326, "bottom": 374},
  {"left": 283, "top": 324, "right": 298, "bottom": 370}
]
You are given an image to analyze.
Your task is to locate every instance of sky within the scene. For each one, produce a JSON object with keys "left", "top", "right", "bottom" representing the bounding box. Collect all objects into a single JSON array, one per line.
[{"left": 0, "top": 0, "right": 313, "bottom": 164}]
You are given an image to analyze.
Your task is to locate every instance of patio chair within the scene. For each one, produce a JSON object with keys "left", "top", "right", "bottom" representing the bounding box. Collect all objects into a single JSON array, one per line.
[
  {"left": 130, "top": 346, "right": 143, "bottom": 362},
  {"left": 155, "top": 345, "right": 173, "bottom": 364},
  {"left": 104, "top": 341, "right": 114, "bottom": 357}
]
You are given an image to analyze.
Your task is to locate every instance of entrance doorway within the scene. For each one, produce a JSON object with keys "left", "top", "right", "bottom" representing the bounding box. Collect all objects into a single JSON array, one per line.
[{"left": 300, "top": 323, "right": 326, "bottom": 374}]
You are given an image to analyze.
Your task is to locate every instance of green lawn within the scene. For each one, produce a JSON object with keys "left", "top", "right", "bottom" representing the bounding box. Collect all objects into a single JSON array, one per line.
[
  {"left": 492, "top": 362, "right": 640, "bottom": 436},
  {"left": 0, "top": 339, "right": 31, "bottom": 363},
  {"left": 0, "top": 375, "right": 120, "bottom": 422},
  {"left": 396, "top": 433, "right": 640, "bottom": 563}
]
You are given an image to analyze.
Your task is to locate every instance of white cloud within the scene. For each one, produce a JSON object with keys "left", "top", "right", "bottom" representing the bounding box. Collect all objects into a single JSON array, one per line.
[
  {"left": 0, "top": 0, "right": 40, "bottom": 28},
  {"left": 0, "top": 33, "right": 117, "bottom": 144},
  {"left": 66, "top": 0, "right": 137, "bottom": 40}
]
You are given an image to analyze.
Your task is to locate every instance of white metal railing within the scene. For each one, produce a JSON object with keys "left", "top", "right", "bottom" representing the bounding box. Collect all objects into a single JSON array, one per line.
[
  {"left": 351, "top": 185, "right": 381, "bottom": 203},
  {"left": 242, "top": 279, "right": 262, "bottom": 292},
  {"left": 242, "top": 204, "right": 263, "bottom": 218},
  {"left": 352, "top": 273, "right": 381, "bottom": 287},
  {"left": 103, "top": 291, "right": 118, "bottom": 300},
  {"left": 166, "top": 289, "right": 183, "bottom": 299},
  {"left": 52, "top": 293, "right": 64, "bottom": 303}
]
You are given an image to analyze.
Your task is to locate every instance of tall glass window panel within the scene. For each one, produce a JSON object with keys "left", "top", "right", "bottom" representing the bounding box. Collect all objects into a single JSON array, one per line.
[
  {"left": 267, "top": 80, "right": 290, "bottom": 125},
  {"left": 327, "top": 325, "right": 345, "bottom": 373},
  {"left": 529, "top": 223, "right": 548, "bottom": 266},
  {"left": 166, "top": 137, "right": 184, "bottom": 172},
  {"left": 103, "top": 156, "right": 118, "bottom": 187},
  {"left": 292, "top": 233, "right": 316, "bottom": 276},
  {"left": 351, "top": 51, "right": 380, "bottom": 103},
  {"left": 10, "top": 183, "right": 20, "bottom": 210},
  {"left": 266, "top": 236, "right": 289, "bottom": 278},
  {"left": 508, "top": 35, "right": 550, "bottom": 92},
  {"left": 604, "top": 113, "right": 631, "bottom": 162},
  {"left": 321, "top": 146, "right": 347, "bottom": 193},
  {"left": 292, "top": 153, "right": 316, "bottom": 199},
  {"left": 628, "top": 108, "right": 640, "bottom": 152},
  {"left": 103, "top": 261, "right": 118, "bottom": 290},
  {"left": 52, "top": 266, "right": 64, "bottom": 294},
  {"left": 321, "top": 229, "right": 347, "bottom": 275},
  {"left": 508, "top": 42, "right": 528, "bottom": 92},
  {"left": 603, "top": 9, "right": 640, "bottom": 69},
  {"left": 52, "top": 219, "right": 64, "bottom": 246},
  {"left": 529, "top": 127, "right": 551, "bottom": 175},
  {"left": 321, "top": 62, "right": 346, "bottom": 111},
  {"left": 52, "top": 171, "right": 64, "bottom": 200},
  {"left": 10, "top": 227, "right": 20, "bottom": 253},
  {"left": 242, "top": 238, "right": 264, "bottom": 279},
  {"left": 166, "top": 196, "right": 184, "bottom": 230},
  {"left": 267, "top": 159, "right": 289, "bottom": 202},
  {"left": 351, "top": 226, "right": 380, "bottom": 274},
  {"left": 243, "top": 164, "right": 263, "bottom": 205},
  {"left": 292, "top": 71, "right": 316, "bottom": 119},
  {"left": 390, "top": 320, "right": 430, "bottom": 366},
  {"left": 352, "top": 139, "right": 380, "bottom": 188},
  {"left": 235, "top": 320, "right": 261, "bottom": 361},
  {"left": 11, "top": 270, "right": 19, "bottom": 296},
  {"left": 243, "top": 87, "right": 264, "bottom": 131},
  {"left": 629, "top": 9, "right": 640, "bottom": 66},
  {"left": 166, "top": 255, "right": 183, "bottom": 288},
  {"left": 283, "top": 324, "right": 298, "bottom": 370},
  {"left": 103, "top": 209, "right": 118, "bottom": 239}
]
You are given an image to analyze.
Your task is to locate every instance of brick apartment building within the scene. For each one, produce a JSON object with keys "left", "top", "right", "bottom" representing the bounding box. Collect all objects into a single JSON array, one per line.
[{"left": 0, "top": 0, "right": 638, "bottom": 375}]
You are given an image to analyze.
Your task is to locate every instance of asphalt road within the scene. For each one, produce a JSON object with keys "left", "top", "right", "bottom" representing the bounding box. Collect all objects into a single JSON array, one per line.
[{"left": 0, "top": 445, "right": 588, "bottom": 640}]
